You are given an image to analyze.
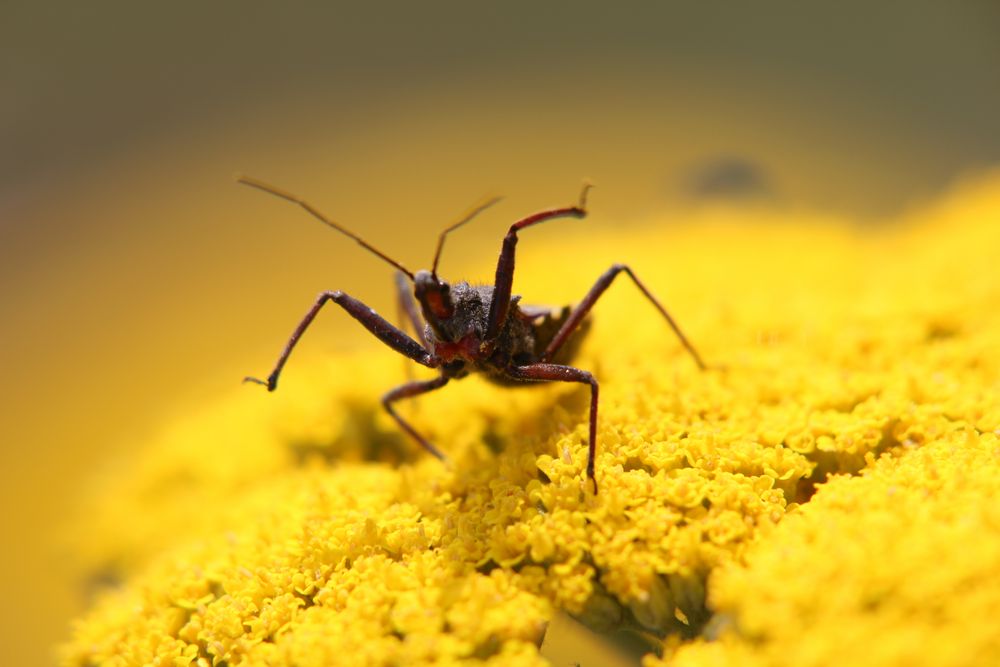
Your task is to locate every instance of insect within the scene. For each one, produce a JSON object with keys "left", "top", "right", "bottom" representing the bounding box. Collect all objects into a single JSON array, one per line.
[{"left": 240, "top": 176, "right": 706, "bottom": 492}]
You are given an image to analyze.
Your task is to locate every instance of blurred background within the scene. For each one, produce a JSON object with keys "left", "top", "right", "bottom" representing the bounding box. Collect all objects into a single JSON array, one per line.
[{"left": 2, "top": 1, "right": 999, "bottom": 664}]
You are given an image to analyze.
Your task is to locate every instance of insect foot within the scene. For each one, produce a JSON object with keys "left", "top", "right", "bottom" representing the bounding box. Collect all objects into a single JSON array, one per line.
[{"left": 242, "top": 374, "right": 277, "bottom": 392}]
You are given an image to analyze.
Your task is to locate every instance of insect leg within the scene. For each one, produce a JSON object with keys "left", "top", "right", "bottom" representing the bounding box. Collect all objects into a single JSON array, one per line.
[
  {"left": 395, "top": 270, "right": 428, "bottom": 347},
  {"left": 382, "top": 376, "right": 450, "bottom": 459},
  {"left": 245, "top": 290, "right": 437, "bottom": 391},
  {"left": 395, "top": 270, "right": 427, "bottom": 384},
  {"left": 485, "top": 182, "right": 593, "bottom": 341},
  {"left": 506, "top": 363, "right": 599, "bottom": 494},
  {"left": 541, "top": 264, "right": 707, "bottom": 370}
]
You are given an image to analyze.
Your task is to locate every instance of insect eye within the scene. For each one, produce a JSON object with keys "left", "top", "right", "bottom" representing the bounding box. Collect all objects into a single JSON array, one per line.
[{"left": 414, "top": 270, "right": 455, "bottom": 319}]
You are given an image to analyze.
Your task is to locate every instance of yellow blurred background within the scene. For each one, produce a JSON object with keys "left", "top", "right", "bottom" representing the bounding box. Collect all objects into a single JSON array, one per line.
[{"left": 2, "top": 2, "right": 999, "bottom": 664}]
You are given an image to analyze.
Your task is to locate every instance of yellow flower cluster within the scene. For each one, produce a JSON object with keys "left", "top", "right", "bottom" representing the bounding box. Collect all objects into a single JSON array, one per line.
[
  {"left": 654, "top": 429, "right": 1000, "bottom": 667},
  {"left": 62, "top": 173, "right": 1000, "bottom": 666}
]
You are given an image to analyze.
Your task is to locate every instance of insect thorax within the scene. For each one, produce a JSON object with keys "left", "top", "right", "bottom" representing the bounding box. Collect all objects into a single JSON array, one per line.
[{"left": 425, "top": 282, "right": 537, "bottom": 375}]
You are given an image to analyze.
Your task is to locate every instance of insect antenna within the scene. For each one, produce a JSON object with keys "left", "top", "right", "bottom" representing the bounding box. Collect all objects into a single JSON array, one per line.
[
  {"left": 431, "top": 195, "right": 504, "bottom": 279},
  {"left": 237, "top": 175, "right": 415, "bottom": 280}
]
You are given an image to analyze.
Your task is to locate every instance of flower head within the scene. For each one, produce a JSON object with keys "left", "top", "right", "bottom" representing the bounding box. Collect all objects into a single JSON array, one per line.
[{"left": 63, "top": 173, "right": 1000, "bottom": 666}]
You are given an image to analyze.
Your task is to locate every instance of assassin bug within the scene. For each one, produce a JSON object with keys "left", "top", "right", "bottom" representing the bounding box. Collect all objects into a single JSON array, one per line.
[{"left": 240, "top": 176, "right": 706, "bottom": 492}]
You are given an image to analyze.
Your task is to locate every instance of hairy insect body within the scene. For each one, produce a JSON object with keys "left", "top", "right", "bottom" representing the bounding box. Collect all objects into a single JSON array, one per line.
[
  {"left": 241, "top": 177, "right": 705, "bottom": 493},
  {"left": 426, "top": 283, "right": 535, "bottom": 380},
  {"left": 423, "top": 282, "right": 594, "bottom": 384}
]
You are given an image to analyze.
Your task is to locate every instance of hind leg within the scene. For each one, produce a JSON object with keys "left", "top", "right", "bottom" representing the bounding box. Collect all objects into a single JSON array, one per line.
[{"left": 541, "top": 264, "right": 706, "bottom": 370}]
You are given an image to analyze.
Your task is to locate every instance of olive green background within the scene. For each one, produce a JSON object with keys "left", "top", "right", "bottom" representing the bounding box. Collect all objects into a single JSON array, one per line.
[{"left": 2, "top": 2, "right": 998, "bottom": 664}]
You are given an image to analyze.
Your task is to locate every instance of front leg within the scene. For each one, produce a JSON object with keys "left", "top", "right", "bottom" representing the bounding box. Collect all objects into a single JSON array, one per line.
[
  {"left": 394, "top": 270, "right": 428, "bottom": 347},
  {"left": 246, "top": 290, "right": 437, "bottom": 391},
  {"left": 485, "top": 182, "right": 593, "bottom": 341},
  {"left": 507, "top": 363, "right": 599, "bottom": 494}
]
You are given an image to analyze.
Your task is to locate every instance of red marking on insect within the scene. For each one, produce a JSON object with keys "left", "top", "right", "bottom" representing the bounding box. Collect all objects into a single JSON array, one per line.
[
  {"left": 239, "top": 176, "right": 706, "bottom": 493},
  {"left": 434, "top": 332, "right": 483, "bottom": 364}
]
